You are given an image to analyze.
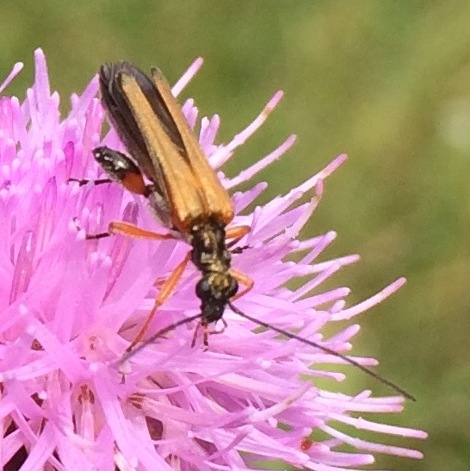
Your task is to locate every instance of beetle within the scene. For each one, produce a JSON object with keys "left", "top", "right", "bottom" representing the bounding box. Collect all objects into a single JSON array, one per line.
[{"left": 72, "top": 62, "right": 414, "bottom": 400}]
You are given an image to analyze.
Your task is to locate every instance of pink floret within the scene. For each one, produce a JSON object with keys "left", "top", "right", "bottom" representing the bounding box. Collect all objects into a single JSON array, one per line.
[{"left": 0, "top": 49, "right": 426, "bottom": 470}]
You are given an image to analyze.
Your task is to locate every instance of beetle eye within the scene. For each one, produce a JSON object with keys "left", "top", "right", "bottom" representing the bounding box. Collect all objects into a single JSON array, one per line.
[{"left": 229, "top": 278, "right": 239, "bottom": 297}]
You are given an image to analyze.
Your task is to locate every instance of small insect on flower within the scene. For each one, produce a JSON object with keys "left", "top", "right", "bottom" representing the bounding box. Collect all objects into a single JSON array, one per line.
[
  {"left": 74, "top": 61, "right": 414, "bottom": 400},
  {"left": 73, "top": 61, "right": 252, "bottom": 350}
]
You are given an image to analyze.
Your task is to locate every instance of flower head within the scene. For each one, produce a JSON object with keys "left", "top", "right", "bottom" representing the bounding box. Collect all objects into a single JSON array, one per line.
[{"left": 0, "top": 49, "right": 426, "bottom": 470}]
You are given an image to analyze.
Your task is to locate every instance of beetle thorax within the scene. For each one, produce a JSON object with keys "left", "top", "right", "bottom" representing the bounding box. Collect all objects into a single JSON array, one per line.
[
  {"left": 189, "top": 219, "right": 231, "bottom": 274},
  {"left": 189, "top": 219, "right": 238, "bottom": 324}
]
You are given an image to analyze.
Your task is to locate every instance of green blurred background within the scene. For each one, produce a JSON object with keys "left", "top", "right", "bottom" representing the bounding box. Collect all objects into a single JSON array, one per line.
[{"left": 4, "top": 1, "right": 469, "bottom": 469}]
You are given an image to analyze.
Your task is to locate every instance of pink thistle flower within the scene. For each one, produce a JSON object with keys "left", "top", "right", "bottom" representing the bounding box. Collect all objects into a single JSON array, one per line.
[{"left": 0, "top": 49, "right": 426, "bottom": 470}]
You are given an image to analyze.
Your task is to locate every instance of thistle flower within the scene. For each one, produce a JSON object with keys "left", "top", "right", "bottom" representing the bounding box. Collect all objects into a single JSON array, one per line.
[{"left": 0, "top": 49, "right": 426, "bottom": 470}]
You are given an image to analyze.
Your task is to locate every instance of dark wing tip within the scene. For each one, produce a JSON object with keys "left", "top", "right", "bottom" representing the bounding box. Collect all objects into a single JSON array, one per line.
[
  {"left": 99, "top": 61, "right": 146, "bottom": 82},
  {"left": 149, "top": 66, "right": 164, "bottom": 79}
]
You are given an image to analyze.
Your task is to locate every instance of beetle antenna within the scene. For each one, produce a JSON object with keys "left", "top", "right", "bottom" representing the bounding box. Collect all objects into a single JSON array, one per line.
[
  {"left": 228, "top": 302, "right": 415, "bottom": 401},
  {"left": 119, "top": 304, "right": 415, "bottom": 401},
  {"left": 121, "top": 313, "right": 202, "bottom": 363}
]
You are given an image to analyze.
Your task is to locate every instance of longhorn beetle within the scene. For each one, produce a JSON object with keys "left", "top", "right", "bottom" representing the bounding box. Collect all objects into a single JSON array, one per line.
[{"left": 72, "top": 62, "right": 414, "bottom": 400}]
